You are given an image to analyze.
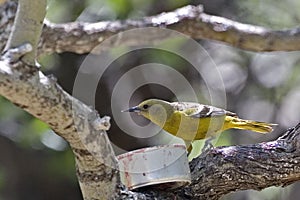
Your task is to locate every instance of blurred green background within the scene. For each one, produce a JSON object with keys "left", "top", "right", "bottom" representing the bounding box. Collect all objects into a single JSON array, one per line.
[{"left": 1, "top": 0, "right": 300, "bottom": 199}]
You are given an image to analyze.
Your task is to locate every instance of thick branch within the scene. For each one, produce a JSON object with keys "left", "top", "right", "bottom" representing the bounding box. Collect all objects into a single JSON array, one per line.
[
  {"left": 187, "top": 123, "right": 300, "bottom": 199},
  {"left": 118, "top": 123, "right": 300, "bottom": 200},
  {"left": 2, "top": 2, "right": 300, "bottom": 54},
  {"left": 40, "top": 5, "right": 300, "bottom": 54},
  {"left": 0, "top": 46, "right": 119, "bottom": 200},
  {"left": 1, "top": 0, "right": 120, "bottom": 198}
]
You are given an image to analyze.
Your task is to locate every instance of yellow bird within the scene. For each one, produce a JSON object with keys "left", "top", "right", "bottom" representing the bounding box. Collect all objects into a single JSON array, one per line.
[{"left": 123, "top": 99, "right": 275, "bottom": 153}]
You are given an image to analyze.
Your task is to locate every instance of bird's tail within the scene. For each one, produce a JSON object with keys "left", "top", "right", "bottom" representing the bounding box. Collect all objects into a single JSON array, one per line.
[{"left": 224, "top": 116, "right": 276, "bottom": 133}]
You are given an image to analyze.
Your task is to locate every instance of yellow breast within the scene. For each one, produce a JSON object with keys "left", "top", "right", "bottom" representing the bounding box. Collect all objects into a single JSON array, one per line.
[{"left": 162, "top": 111, "right": 225, "bottom": 141}]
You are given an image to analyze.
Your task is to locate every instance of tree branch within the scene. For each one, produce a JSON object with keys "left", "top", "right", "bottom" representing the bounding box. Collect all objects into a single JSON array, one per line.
[
  {"left": 0, "top": 45, "right": 120, "bottom": 200},
  {"left": 4, "top": 0, "right": 46, "bottom": 64},
  {"left": 1, "top": 1, "right": 121, "bottom": 198},
  {"left": 40, "top": 5, "right": 300, "bottom": 54},
  {"left": 187, "top": 123, "right": 300, "bottom": 199},
  {"left": 2, "top": 2, "right": 300, "bottom": 54}
]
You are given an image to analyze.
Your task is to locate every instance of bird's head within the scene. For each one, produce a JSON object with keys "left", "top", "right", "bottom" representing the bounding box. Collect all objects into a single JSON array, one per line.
[{"left": 122, "top": 99, "right": 173, "bottom": 125}]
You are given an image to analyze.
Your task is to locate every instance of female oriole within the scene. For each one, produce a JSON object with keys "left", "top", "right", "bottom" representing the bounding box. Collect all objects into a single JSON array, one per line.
[{"left": 123, "top": 99, "right": 275, "bottom": 153}]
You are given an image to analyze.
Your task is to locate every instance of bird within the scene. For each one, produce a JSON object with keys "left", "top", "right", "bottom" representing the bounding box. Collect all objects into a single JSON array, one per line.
[{"left": 123, "top": 99, "right": 276, "bottom": 153}]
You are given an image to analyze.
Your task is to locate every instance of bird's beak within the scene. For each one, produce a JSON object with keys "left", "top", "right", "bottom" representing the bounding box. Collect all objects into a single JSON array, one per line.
[{"left": 122, "top": 106, "right": 141, "bottom": 113}]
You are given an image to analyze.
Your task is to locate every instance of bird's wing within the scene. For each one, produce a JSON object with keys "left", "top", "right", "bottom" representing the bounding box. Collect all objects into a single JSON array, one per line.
[{"left": 171, "top": 102, "right": 228, "bottom": 118}]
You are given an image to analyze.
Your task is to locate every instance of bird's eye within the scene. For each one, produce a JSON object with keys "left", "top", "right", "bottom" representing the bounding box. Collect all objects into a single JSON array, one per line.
[{"left": 143, "top": 104, "right": 149, "bottom": 109}]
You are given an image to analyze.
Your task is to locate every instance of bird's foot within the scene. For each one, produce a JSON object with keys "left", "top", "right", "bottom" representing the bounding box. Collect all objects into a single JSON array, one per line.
[{"left": 201, "top": 137, "right": 215, "bottom": 152}]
